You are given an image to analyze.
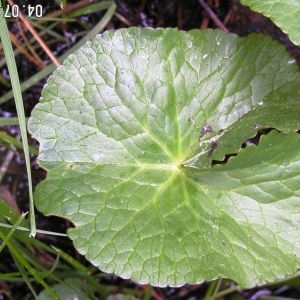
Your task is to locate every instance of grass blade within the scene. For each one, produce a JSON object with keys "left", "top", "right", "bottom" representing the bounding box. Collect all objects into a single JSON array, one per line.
[
  {"left": 0, "top": 213, "right": 26, "bottom": 253},
  {"left": 67, "top": 1, "right": 112, "bottom": 18},
  {"left": 12, "top": 256, "right": 38, "bottom": 298},
  {"left": 0, "top": 117, "right": 27, "bottom": 125},
  {"left": 0, "top": 1, "right": 116, "bottom": 105},
  {"left": 6, "top": 236, "right": 59, "bottom": 299},
  {"left": 0, "top": 131, "right": 38, "bottom": 154},
  {"left": 0, "top": 223, "right": 67, "bottom": 237},
  {"left": 0, "top": 8, "right": 36, "bottom": 237}
]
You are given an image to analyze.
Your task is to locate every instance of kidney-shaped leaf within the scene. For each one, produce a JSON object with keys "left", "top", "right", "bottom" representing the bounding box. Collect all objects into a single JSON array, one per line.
[
  {"left": 28, "top": 28, "right": 300, "bottom": 287},
  {"left": 240, "top": 0, "right": 300, "bottom": 46}
]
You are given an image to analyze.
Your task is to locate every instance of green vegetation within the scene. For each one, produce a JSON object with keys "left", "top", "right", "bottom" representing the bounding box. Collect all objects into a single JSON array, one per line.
[
  {"left": 241, "top": 0, "right": 300, "bottom": 46},
  {"left": 28, "top": 27, "right": 300, "bottom": 287}
]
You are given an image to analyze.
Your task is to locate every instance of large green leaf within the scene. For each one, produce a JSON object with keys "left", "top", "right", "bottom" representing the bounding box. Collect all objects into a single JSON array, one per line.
[
  {"left": 240, "top": 0, "right": 300, "bottom": 45},
  {"left": 28, "top": 28, "right": 300, "bottom": 287}
]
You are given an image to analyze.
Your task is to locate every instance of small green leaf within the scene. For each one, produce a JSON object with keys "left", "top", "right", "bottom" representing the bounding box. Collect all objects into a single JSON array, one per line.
[
  {"left": 37, "top": 278, "right": 91, "bottom": 300},
  {"left": 28, "top": 28, "right": 300, "bottom": 288},
  {"left": 240, "top": 0, "right": 300, "bottom": 45}
]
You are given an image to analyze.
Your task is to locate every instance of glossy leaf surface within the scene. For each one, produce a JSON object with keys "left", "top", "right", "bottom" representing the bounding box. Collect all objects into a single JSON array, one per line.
[
  {"left": 28, "top": 28, "right": 300, "bottom": 287},
  {"left": 241, "top": 0, "right": 300, "bottom": 45}
]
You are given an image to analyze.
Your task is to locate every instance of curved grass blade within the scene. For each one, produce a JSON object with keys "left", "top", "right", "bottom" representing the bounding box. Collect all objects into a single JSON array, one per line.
[
  {"left": 0, "top": 7, "right": 36, "bottom": 236},
  {"left": 0, "top": 1, "right": 116, "bottom": 105}
]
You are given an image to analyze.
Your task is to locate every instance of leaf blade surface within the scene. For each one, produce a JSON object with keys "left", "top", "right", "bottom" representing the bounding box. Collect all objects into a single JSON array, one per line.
[
  {"left": 240, "top": 0, "right": 300, "bottom": 45},
  {"left": 28, "top": 28, "right": 300, "bottom": 287}
]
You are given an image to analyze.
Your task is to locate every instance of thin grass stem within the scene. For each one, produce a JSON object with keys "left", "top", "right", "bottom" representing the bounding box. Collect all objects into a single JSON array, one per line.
[
  {"left": 0, "top": 8, "right": 36, "bottom": 237},
  {"left": 0, "top": 1, "right": 116, "bottom": 105},
  {"left": 0, "top": 222, "right": 67, "bottom": 237}
]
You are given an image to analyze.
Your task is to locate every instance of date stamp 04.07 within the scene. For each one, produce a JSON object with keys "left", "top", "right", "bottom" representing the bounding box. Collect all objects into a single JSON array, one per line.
[{"left": 0, "top": 1, "right": 44, "bottom": 18}]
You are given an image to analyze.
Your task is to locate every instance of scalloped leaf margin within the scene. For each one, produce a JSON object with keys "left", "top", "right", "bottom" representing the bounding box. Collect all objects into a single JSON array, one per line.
[{"left": 28, "top": 28, "right": 300, "bottom": 288}]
